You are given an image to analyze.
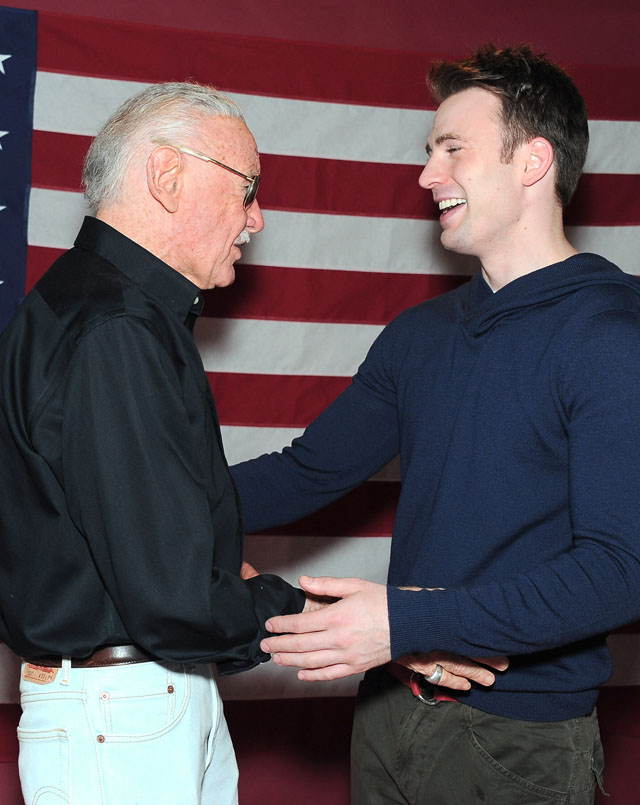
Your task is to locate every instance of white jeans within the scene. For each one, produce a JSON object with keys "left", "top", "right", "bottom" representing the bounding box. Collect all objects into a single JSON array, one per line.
[{"left": 17, "top": 659, "right": 238, "bottom": 804}]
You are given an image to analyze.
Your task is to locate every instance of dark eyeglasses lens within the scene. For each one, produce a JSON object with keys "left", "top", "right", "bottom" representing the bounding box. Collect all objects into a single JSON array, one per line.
[{"left": 244, "top": 176, "right": 259, "bottom": 209}]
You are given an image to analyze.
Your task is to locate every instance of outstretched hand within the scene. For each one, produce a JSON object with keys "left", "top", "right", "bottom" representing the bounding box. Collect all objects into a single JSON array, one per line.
[
  {"left": 261, "top": 576, "right": 511, "bottom": 687},
  {"left": 261, "top": 576, "right": 390, "bottom": 681}
]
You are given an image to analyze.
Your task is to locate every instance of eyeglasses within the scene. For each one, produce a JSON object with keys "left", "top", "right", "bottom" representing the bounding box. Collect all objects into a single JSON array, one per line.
[{"left": 153, "top": 140, "right": 260, "bottom": 209}]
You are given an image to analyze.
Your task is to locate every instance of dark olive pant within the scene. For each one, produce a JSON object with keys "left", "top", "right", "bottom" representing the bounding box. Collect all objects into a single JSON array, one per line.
[{"left": 351, "top": 669, "right": 605, "bottom": 804}]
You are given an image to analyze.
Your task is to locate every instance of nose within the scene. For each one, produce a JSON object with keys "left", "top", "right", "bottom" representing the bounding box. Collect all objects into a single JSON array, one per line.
[
  {"left": 419, "top": 156, "right": 444, "bottom": 191},
  {"left": 247, "top": 198, "right": 264, "bottom": 233}
]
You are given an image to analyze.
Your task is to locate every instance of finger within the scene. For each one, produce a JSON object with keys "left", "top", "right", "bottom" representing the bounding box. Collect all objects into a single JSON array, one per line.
[
  {"left": 407, "top": 659, "right": 494, "bottom": 687},
  {"left": 261, "top": 631, "right": 336, "bottom": 655},
  {"left": 265, "top": 607, "right": 331, "bottom": 635},
  {"left": 271, "top": 649, "right": 346, "bottom": 671},
  {"left": 472, "top": 655, "right": 509, "bottom": 672},
  {"left": 442, "top": 660, "right": 495, "bottom": 686},
  {"left": 298, "top": 575, "right": 367, "bottom": 598},
  {"left": 429, "top": 667, "right": 471, "bottom": 691}
]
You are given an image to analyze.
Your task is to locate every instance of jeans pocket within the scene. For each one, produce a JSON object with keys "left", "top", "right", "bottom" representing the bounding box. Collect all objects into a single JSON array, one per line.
[
  {"left": 466, "top": 707, "right": 583, "bottom": 802},
  {"left": 96, "top": 664, "right": 190, "bottom": 743},
  {"left": 17, "top": 729, "right": 70, "bottom": 805},
  {"left": 17, "top": 690, "right": 82, "bottom": 804}
]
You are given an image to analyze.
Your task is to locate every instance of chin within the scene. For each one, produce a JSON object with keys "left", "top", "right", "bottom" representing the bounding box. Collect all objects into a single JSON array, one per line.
[
  {"left": 441, "top": 230, "right": 475, "bottom": 256},
  {"left": 210, "top": 265, "right": 236, "bottom": 289}
]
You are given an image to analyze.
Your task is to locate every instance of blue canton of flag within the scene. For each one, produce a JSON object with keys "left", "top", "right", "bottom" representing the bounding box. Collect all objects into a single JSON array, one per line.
[{"left": 0, "top": 6, "right": 37, "bottom": 333}]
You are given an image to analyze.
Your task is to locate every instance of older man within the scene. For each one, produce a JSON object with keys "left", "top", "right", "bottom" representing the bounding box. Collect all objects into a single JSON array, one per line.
[
  {"left": 231, "top": 45, "right": 640, "bottom": 803},
  {"left": 0, "top": 82, "right": 307, "bottom": 804}
]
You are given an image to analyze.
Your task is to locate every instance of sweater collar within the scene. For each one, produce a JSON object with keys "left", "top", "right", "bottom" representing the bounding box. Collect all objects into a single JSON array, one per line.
[{"left": 461, "top": 253, "right": 639, "bottom": 337}]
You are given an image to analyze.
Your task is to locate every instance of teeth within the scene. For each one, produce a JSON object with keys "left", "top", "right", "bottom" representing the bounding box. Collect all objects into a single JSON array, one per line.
[{"left": 438, "top": 198, "right": 467, "bottom": 211}]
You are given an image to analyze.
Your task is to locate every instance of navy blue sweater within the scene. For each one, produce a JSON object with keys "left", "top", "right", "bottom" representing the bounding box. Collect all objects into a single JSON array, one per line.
[{"left": 231, "top": 254, "right": 640, "bottom": 721}]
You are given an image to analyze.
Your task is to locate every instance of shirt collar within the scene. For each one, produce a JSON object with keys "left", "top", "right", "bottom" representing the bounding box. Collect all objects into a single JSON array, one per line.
[{"left": 74, "top": 216, "right": 204, "bottom": 323}]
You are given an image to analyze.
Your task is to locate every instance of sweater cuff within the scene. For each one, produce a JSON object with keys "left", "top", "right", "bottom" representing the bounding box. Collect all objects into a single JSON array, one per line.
[{"left": 387, "top": 586, "right": 462, "bottom": 659}]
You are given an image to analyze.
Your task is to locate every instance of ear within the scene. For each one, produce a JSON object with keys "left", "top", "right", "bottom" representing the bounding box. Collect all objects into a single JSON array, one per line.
[
  {"left": 521, "top": 138, "right": 554, "bottom": 188},
  {"left": 146, "top": 145, "right": 183, "bottom": 213}
]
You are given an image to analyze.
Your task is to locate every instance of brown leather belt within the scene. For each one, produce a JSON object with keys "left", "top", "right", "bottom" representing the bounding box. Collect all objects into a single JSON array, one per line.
[{"left": 24, "top": 645, "right": 156, "bottom": 668}]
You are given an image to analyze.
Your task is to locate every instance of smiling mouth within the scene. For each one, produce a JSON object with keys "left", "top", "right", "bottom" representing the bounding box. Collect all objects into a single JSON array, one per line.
[{"left": 438, "top": 198, "right": 467, "bottom": 215}]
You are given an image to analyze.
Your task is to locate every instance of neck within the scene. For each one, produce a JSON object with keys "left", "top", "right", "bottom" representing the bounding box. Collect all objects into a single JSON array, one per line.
[
  {"left": 95, "top": 207, "right": 171, "bottom": 266},
  {"left": 480, "top": 221, "right": 577, "bottom": 292}
]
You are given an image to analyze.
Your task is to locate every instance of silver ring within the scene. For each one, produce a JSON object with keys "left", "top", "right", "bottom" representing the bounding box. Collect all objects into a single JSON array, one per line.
[{"left": 424, "top": 663, "right": 444, "bottom": 685}]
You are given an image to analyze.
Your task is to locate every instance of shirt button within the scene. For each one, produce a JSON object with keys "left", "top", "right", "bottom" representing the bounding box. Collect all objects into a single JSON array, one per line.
[{"left": 194, "top": 296, "right": 200, "bottom": 305}]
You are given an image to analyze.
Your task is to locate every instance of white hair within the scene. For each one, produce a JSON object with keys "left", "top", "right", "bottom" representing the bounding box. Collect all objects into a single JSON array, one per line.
[{"left": 82, "top": 81, "right": 246, "bottom": 212}]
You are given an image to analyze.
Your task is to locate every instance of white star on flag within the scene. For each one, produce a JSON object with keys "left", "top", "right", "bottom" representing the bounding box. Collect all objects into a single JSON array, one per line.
[
  {"left": 0, "top": 206, "right": 6, "bottom": 212},
  {"left": 0, "top": 131, "right": 8, "bottom": 149},
  {"left": 0, "top": 55, "right": 11, "bottom": 74}
]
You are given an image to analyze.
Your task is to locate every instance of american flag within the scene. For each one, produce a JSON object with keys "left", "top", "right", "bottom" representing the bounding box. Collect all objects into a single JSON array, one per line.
[
  {"left": 0, "top": 7, "right": 35, "bottom": 332},
  {"left": 1, "top": 6, "right": 640, "bottom": 802}
]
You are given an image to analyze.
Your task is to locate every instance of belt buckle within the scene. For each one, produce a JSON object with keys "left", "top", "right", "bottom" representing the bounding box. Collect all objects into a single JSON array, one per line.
[{"left": 410, "top": 672, "right": 437, "bottom": 705}]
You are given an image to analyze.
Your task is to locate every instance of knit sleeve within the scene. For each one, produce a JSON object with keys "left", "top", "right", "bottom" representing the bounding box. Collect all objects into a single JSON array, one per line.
[
  {"left": 231, "top": 320, "right": 404, "bottom": 533},
  {"left": 388, "top": 306, "right": 640, "bottom": 659}
]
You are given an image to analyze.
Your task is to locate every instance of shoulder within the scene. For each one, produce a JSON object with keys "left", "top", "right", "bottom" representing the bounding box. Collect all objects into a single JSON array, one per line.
[
  {"left": 35, "top": 248, "right": 163, "bottom": 343},
  {"left": 382, "top": 279, "right": 470, "bottom": 341},
  {"left": 558, "top": 289, "right": 640, "bottom": 407}
]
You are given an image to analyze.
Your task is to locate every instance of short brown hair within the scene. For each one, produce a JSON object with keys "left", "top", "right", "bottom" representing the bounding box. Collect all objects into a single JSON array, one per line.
[{"left": 428, "top": 44, "right": 589, "bottom": 208}]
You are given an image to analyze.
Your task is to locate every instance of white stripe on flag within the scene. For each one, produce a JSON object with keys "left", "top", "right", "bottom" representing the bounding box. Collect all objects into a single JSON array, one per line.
[
  {"left": 585, "top": 120, "right": 640, "bottom": 174},
  {"left": 196, "top": 318, "right": 383, "bottom": 376},
  {"left": 28, "top": 188, "right": 640, "bottom": 275},
  {"left": 33, "top": 72, "right": 432, "bottom": 165},
  {"left": 33, "top": 72, "right": 640, "bottom": 173},
  {"left": 220, "top": 425, "right": 401, "bottom": 482},
  {"left": 221, "top": 425, "right": 304, "bottom": 463}
]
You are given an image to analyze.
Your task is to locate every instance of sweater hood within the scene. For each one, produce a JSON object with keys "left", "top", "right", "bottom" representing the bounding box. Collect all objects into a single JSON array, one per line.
[{"left": 461, "top": 253, "right": 640, "bottom": 337}]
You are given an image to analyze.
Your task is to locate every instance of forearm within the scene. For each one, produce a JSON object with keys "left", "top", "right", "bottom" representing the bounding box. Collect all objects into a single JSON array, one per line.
[{"left": 388, "top": 542, "right": 640, "bottom": 659}]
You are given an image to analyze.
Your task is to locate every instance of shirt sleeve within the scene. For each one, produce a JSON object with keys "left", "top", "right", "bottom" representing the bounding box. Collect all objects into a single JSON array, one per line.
[
  {"left": 231, "top": 323, "right": 401, "bottom": 533},
  {"left": 388, "top": 307, "right": 640, "bottom": 658},
  {"left": 61, "top": 315, "right": 304, "bottom": 670}
]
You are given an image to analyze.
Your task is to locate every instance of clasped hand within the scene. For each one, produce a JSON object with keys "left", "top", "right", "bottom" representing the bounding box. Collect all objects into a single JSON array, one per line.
[{"left": 259, "top": 576, "right": 508, "bottom": 686}]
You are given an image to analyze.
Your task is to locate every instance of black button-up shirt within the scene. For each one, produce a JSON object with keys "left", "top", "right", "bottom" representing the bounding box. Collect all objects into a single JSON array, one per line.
[{"left": 0, "top": 216, "right": 303, "bottom": 672}]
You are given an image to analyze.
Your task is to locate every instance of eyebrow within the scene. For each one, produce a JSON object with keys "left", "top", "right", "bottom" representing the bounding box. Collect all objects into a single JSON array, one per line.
[{"left": 425, "top": 131, "right": 466, "bottom": 156}]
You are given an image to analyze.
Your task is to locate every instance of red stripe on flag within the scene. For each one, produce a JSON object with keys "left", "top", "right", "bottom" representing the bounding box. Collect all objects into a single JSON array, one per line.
[
  {"left": 202, "top": 266, "right": 470, "bottom": 325},
  {"left": 32, "top": 132, "right": 640, "bottom": 227},
  {"left": 31, "top": 131, "right": 90, "bottom": 192},
  {"left": 31, "top": 132, "right": 433, "bottom": 219},
  {"left": 250, "top": 481, "right": 399, "bottom": 538},
  {"left": 210, "top": 373, "right": 350, "bottom": 428},
  {"left": 26, "top": 247, "right": 65, "bottom": 292},
  {"left": 36, "top": 11, "right": 433, "bottom": 109},
  {"left": 36, "top": 12, "right": 640, "bottom": 120},
  {"left": 27, "top": 247, "right": 469, "bottom": 324},
  {"left": 263, "top": 162, "right": 640, "bottom": 226},
  {"left": 564, "top": 174, "right": 640, "bottom": 227},
  {"left": 228, "top": 698, "right": 352, "bottom": 805}
]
